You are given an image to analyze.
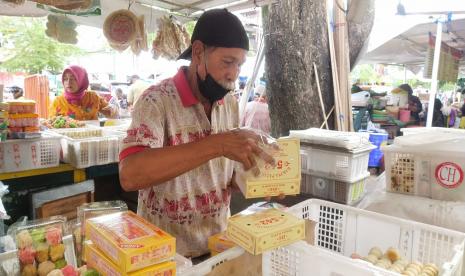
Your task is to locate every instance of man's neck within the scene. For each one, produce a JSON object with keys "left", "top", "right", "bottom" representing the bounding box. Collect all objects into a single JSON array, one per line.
[{"left": 186, "top": 66, "right": 211, "bottom": 107}]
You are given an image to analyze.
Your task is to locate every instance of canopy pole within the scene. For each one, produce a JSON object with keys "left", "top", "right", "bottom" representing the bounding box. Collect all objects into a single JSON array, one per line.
[{"left": 426, "top": 20, "right": 443, "bottom": 128}]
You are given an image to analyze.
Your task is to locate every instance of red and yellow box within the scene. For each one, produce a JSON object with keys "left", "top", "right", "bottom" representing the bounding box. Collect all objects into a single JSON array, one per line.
[
  {"left": 208, "top": 232, "right": 235, "bottom": 255},
  {"left": 85, "top": 241, "right": 176, "bottom": 276},
  {"left": 226, "top": 208, "right": 305, "bottom": 255},
  {"left": 85, "top": 211, "right": 176, "bottom": 272},
  {"left": 237, "top": 138, "right": 301, "bottom": 198}
]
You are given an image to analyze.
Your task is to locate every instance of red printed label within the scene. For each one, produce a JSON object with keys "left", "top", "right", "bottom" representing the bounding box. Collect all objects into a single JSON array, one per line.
[{"left": 435, "top": 162, "right": 464, "bottom": 189}]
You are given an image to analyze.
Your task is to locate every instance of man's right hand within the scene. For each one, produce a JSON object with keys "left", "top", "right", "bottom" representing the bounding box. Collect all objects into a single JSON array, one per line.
[{"left": 209, "top": 128, "right": 276, "bottom": 170}]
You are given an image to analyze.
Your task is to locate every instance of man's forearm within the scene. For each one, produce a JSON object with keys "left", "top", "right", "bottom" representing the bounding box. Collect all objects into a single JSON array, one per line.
[{"left": 119, "top": 135, "right": 222, "bottom": 191}]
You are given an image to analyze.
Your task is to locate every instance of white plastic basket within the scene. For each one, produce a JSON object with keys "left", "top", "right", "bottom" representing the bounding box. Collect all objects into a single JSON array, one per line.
[
  {"left": 0, "top": 133, "right": 61, "bottom": 173},
  {"left": 383, "top": 144, "right": 465, "bottom": 201},
  {"left": 84, "top": 119, "right": 131, "bottom": 132},
  {"left": 301, "top": 173, "right": 369, "bottom": 205},
  {"left": 274, "top": 199, "right": 465, "bottom": 276},
  {"left": 300, "top": 144, "right": 373, "bottom": 182},
  {"left": 47, "top": 128, "right": 125, "bottom": 169},
  {"left": 401, "top": 127, "right": 465, "bottom": 136}
]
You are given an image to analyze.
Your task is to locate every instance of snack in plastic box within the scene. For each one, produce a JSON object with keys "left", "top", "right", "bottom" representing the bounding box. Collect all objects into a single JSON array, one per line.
[
  {"left": 8, "top": 113, "right": 39, "bottom": 127},
  {"left": 21, "top": 263, "right": 37, "bottom": 276},
  {"left": 85, "top": 211, "right": 175, "bottom": 272},
  {"left": 18, "top": 247, "right": 36, "bottom": 264},
  {"left": 9, "top": 217, "right": 66, "bottom": 276},
  {"left": 50, "top": 244, "right": 65, "bottom": 262},
  {"left": 48, "top": 268, "right": 64, "bottom": 276},
  {"left": 7, "top": 100, "right": 36, "bottom": 114},
  {"left": 38, "top": 261, "right": 55, "bottom": 276},
  {"left": 61, "top": 265, "right": 78, "bottom": 276},
  {"left": 226, "top": 208, "right": 305, "bottom": 255}
]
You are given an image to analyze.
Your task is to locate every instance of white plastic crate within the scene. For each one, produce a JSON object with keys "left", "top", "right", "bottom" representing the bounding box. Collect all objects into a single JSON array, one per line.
[
  {"left": 0, "top": 133, "right": 61, "bottom": 173},
  {"left": 300, "top": 144, "right": 373, "bottom": 182},
  {"left": 301, "top": 173, "right": 369, "bottom": 205},
  {"left": 274, "top": 199, "right": 465, "bottom": 276},
  {"left": 401, "top": 127, "right": 465, "bottom": 136},
  {"left": 47, "top": 128, "right": 125, "bottom": 169},
  {"left": 84, "top": 119, "right": 131, "bottom": 132},
  {"left": 264, "top": 241, "right": 396, "bottom": 276},
  {"left": 383, "top": 144, "right": 465, "bottom": 201}
]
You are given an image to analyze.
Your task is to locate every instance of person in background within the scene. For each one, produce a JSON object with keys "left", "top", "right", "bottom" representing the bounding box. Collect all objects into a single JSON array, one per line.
[
  {"left": 127, "top": 75, "right": 151, "bottom": 107},
  {"left": 432, "top": 98, "right": 445, "bottom": 127},
  {"left": 241, "top": 83, "right": 271, "bottom": 134},
  {"left": 49, "top": 65, "right": 117, "bottom": 120},
  {"left": 115, "top": 88, "right": 128, "bottom": 110},
  {"left": 9, "top": 86, "right": 25, "bottom": 100},
  {"left": 399, "top": 83, "right": 422, "bottom": 124}
]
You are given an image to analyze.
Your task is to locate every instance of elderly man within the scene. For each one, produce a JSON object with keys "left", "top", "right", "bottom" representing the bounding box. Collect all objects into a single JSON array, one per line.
[{"left": 119, "top": 9, "right": 274, "bottom": 258}]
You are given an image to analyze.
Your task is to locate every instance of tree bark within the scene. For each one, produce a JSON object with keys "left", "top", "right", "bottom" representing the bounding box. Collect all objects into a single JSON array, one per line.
[
  {"left": 264, "top": 0, "right": 334, "bottom": 137},
  {"left": 347, "top": 0, "right": 375, "bottom": 69},
  {"left": 264, "top": 0, "right": 374, "bottom": 137}
]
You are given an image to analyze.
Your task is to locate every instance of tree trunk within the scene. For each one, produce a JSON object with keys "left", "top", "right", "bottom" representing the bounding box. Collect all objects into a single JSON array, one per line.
[
  {"left": 264, "top": 0, "right": 374, "bottom": 137},
  {"left": 264, "top": 0, "right": 333, "bottom": 137},
  {"left": 348, "top": 0, "right": 375, "bottom": 69}
]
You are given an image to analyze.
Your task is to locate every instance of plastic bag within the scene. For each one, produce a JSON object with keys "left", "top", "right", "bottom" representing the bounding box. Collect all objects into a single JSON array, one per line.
[{"left": 36, "top": 0, "right": 101, "bottom": 16}]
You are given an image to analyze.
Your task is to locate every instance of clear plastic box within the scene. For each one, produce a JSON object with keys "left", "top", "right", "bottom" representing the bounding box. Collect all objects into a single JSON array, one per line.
[
  {"left": 0, "top": 133, "right": 61, "bottom": 173},
  {"left": 300, "top": 172, "right": 369, "bottom": 205},
  {"left": 47, "top": 128, "right": 125, "bottom": 168}
]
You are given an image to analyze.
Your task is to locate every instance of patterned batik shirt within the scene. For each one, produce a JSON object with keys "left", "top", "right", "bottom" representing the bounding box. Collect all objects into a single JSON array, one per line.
[{"left": 119, "top": 67, "right": 239, "bottom": 257}]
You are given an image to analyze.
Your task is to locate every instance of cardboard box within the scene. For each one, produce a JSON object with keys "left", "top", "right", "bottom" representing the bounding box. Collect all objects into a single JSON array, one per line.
[
  {"left": 237, "top": 138, "right": 301, "bottom": 198},
  {"left": 85, "top": 241, "right": 175, "bottom": 276},
  {"left": 208, "top": 232, "right": 235, "bottom": 254},
  {"left": 86, "top": 211, "right": 176, "bottom": 272},
  {"left": 226, "top": 208, "right": 305, "bottom": 255}
]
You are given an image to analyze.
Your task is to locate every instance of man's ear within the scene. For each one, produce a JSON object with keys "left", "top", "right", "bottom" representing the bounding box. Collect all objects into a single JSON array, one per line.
[{"left": 191, "top": 40, "right": 204, "bottom": 66}]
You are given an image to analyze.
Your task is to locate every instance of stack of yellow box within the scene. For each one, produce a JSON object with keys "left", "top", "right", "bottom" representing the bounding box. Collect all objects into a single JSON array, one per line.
[
  {"left": 207, "top": 232, "right": 236, "bottom": 256},
  {"left": 84, "top": 211, "right": 176, "bottom": 276}
]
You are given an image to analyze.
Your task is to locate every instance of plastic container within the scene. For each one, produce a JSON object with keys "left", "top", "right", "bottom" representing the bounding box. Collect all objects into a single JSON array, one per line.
[
  {"left": 386, "top": 106, "right": 400, "bottom": 119},
  {"left": 290, "top": 128, "right": 371, "bottom": 150},
  {"left": 383, "top": 142, "right": 465, "bottom": 201},
  {"left": 84, "top": 119, "right": 131, "bottom": 131},
  {"left": 367, "top": 132, "right": 388, "bottom": 167},
  {"left": 401, "top": 127, "right": 465, "bottom": 136},
  {"left": 300, "top": 144, "right": 374, "bottom": 182},
  {"left": 300, "top": 173, "right": 369, "bottom": 205},
  {"left": 271, "top": 199, "right": 465, "bottom": 276},
  {"left": 8, "top": 113, "right": 39, "bottom": 127},
  {"left": 0, "top": 133, "right": 61, "bottom": 173},
  {"left": 399, "top": 109, "right": 411, "bottom": 123},
  {"left": 47, "top": 128, "right": 125, "bottom": 168},
  {"left": 7, "top": 100, "right": 36, "bottom": 114}
]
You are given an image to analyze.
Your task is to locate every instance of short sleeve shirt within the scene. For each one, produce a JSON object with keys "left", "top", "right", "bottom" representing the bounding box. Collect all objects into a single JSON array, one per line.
[
  {"left": 49, "top": 91, "right": 109, "bottom": 120},
  {"left": 120, "top": 67, "right": 239, "bottom": 257}
]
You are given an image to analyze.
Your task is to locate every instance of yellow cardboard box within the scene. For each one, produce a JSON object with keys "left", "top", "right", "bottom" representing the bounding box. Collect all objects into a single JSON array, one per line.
[
  {"left": 86, "top": 211, "right": 176, "bottom": 272},
  {"left": 207, "top": 232, "right": 235, "bottom": 254},
  {"left": 226, "top": 208, "right": 305, "bottom": 255},
  {"left": 236, "top": 138, "right": 301, "bottom": 198},
  {"left": 85, "top": 241, "right": 176, "bottom": 276}
]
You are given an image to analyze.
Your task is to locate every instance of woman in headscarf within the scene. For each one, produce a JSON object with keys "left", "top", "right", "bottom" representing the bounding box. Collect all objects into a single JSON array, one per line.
[{"left": 49, "top": 65, "right": 117, "bottom": 120}]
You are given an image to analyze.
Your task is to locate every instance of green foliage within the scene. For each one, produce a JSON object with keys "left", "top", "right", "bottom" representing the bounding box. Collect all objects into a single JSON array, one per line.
[
  {"left": 0, "top": 17, "right": 82, "bottom": 74},
  {"left": 184, "top": 20, "right": 196, "bottom": 37},
  {"left": 351, "top": 64, "right": 380, "bottom": 84}
]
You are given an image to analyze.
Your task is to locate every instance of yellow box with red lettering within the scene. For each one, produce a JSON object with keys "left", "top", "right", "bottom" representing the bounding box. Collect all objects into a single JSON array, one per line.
[
  {"left": 237, "top": 138, "right": 301, "bottom": 198},
  {"left": 85, "top": 241, "right": 176, "bottom": 276},
  {"left": 85, "top": 211, "right": 176, "bottom": 272},
  {"left": 226, "top": 208, "right": 305, "bottom": 255},
  {"left": 208, "top": 231, "right": 236, "bottom": 255}
]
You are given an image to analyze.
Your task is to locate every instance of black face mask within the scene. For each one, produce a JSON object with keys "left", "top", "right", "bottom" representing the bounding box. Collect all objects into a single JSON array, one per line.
[{"left": 197, "top": 65, "right": 230, "bottom": 103}]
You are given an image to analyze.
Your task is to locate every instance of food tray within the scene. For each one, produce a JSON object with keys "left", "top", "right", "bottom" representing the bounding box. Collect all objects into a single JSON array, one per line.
[
  {"left": 266, "top": 199, "right": 465, "bottom": 276},
  {"left": 47, "top": 128, "right": 125, "bottom": 168},
  {"left": 300, "top": 144, "right": 374, "bottom": 182},
  {"left": 0, "top": 133, "right": 61, "bottom": 173},
  {"left": 300, "top": 173, "right": 369, "bottom": 205},
  {"left": 383, "top": 144, "right": 465, "bottom": 201}
]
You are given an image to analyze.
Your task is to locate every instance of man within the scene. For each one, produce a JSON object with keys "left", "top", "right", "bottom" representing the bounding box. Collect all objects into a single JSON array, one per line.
[
  {"left": 399, "top": 83, "right": 422, "bottom": 124},
  {"left": 127, "top": 75, "right": 150, "bottom": 107},
  {"left": 10, "top": 86, "right": 25, "bottom": 100},
  {"left": 119, "top": 9, "right": 274, "bottom": 258},
  {"left": 241, "top": 83, "right": 271, "bottom": 134}
]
